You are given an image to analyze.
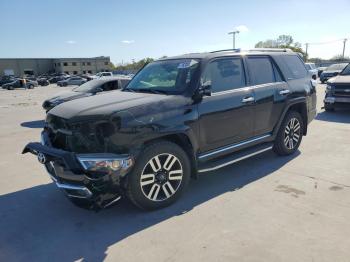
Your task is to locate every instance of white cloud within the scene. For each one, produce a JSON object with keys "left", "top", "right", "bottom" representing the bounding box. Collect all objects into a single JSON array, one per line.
[
  {"left": 121, "top": 40, "right": 135, "bottom": 44},
  {"left": 65, "top": 40, "right": 77, "bottom": 44},
  {"left": 235, "top": 25, "right": 249, "bottom": 33}
]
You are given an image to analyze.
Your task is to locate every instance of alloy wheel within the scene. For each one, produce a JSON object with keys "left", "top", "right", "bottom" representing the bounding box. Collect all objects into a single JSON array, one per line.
[
  {"left": 140, "top": 153, "right": 183, "bottom": 202},
  {"left": 284, "top": 117, "right": 301, "bottom": 150}
]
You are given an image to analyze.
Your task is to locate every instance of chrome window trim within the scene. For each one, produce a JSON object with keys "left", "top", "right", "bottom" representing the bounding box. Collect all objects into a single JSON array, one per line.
[{"left": 204, "top": 81, "right": 286, "bottom": 98}]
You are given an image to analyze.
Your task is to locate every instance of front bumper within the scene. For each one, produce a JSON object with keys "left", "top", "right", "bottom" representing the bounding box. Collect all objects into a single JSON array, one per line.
[
  {"left": 324, "top": 96, "right": 350, "bottom": 104},
  {"left": 22, "top": 132, "right": 133, "bottom": 210}
]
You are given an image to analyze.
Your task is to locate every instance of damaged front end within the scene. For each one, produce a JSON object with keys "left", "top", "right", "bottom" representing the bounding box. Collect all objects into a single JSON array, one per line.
[{"left": 22, "top": 115, "right": 134, "bottom": 210}]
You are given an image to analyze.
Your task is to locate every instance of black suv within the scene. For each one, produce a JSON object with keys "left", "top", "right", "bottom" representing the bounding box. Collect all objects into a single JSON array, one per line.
[{"left": 23, "top": 49, "right": 316, "bottom": 210}]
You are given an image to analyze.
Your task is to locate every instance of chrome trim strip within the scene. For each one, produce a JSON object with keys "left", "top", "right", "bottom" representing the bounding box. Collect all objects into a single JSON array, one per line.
[
  {"left": 103, "top": 196, "right": 122, "bottom": 208},
  {"left": 198, "top": 146, "right": 273, "bottom": 173},
  {"left": 56, "top": 182, "right": 93, "bottom": 198},
  {"left": 198, "top": 134, "right": 271, "bottom": 160}
]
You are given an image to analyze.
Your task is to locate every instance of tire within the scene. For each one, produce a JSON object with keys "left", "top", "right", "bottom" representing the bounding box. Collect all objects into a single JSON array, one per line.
[
  {"left": 126, "top": 141, "right": 191, "bottom": 210},
  {"left": 7, "top": 86, "right": 14, "bottom": 90},
  {"left": 28, "top": 84, "right": 34, "bottom": 89},
  {"left": 324, "top": 103, "right": 335, "bottom": 112},
  {"left": 273, "top": 111, "right": 304, "bottom": 156}
]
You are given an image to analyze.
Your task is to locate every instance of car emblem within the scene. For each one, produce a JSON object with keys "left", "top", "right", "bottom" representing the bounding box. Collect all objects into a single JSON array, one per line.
[{"left": 37, "top": 152, "right": 47, "bottom": 164}]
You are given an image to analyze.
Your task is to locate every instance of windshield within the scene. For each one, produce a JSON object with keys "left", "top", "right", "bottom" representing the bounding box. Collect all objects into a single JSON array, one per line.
[
  {"left": 340, "top": 63, "right": 350, "bottom": 75},
  {"left": 326, "top": 63, "right": 347, "bottom": 71},
  {"left": 125, "top": 59, "right": 200, "bottom": 94},
  {"left": 305, "top": 64, "right": 311, "bottom": 70},
  {"left": 73, "top": 79, "right": 101, "bottom": 92}
]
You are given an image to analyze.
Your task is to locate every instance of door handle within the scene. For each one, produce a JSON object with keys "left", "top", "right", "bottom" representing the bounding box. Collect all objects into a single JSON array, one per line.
[
  {"left": 279, "top": 89, "right": 290, "bottom": 95},
  {"left": 241, "top": 96, "right": 255, "bottom": 103}
]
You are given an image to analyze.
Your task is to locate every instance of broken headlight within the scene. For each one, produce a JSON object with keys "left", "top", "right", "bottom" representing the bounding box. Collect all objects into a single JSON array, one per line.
[{"left": 77, "top": 153, "right": 134, "bottom": 175}]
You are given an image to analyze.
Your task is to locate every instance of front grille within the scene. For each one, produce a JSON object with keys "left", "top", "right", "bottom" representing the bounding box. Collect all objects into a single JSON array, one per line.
[
  {"left": 334, "top": 84, "right": 350, "bottom": 97},
  {"left": 45, "top": 114, "right": 108, "bottom": 153}
]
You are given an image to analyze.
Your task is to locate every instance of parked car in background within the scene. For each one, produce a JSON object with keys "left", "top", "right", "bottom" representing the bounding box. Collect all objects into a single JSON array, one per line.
[
  {"left": 0, "top": 75, "right": 16, "bottom": 86},
  {"left": 320, "top": 63, "right": 348, "bottom": 83},
  {"left": 317, "top": 66, "right": 327, "bottom": 77},
  {"left": 305, "top": 63, "right": 318, "bottom": 79},
  {"left": 37, "top": 77, "right": 50, "bottom": 86},
  {"left": 57, "top": 76, "right": 87, "bottom": 86},
  {"left": 324, "top": 63, "right": 350, "bottom": 111},
  {"left": 24, "top": 49, "right": 316, "bottom": 210},
  {"left": 49, "top": 75, "right": 69, "bottom": 84},
  {"left": 42, "top": 77, "right": 131, "bottom": 111},
  {"left": 96, "top": 72, "right": 113, "bottom": 78},
  {"left": 2, "top": 78, "right": 37, "bottom": 90}
]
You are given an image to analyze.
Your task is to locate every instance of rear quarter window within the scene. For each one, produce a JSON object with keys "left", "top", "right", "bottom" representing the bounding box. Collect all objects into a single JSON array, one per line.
[{"left": 280, "top": 55, "right": 308, "bottom": 79}]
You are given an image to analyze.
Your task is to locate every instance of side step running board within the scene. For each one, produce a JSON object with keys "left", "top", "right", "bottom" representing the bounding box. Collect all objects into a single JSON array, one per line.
[{"left": 198, "top": 143, "right": 273, "bottom": 173}]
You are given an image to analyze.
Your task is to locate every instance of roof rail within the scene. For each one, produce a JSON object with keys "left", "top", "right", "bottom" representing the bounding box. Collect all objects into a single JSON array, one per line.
[
  {"left": 210, "top": 49, "right": 241, "bottom": 53},
  {"left": 249, "top": 48, "right": 293, "bottom": 53}
]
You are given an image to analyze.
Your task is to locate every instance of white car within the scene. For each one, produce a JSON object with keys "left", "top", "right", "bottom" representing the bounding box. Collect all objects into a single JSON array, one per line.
[
  {"left": 96, "top": 72, "right": 113, "bottom": 78},
  {"left": 305, "top": 63, "right": 318, "bottom": 79}
]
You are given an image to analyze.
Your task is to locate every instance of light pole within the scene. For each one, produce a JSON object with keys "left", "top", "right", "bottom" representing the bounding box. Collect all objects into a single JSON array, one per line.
[
  {"left": 228, "top": 30, "right": 240, "bottom": 49},
  {"left": 342, "top": 38, "right": 347, "bottom": 59}
]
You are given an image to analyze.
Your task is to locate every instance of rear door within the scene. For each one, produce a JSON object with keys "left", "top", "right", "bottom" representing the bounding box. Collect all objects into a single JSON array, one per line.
[
  {"left": 198, "top": 57, "right": 255, "bottom": 153},
  {"left": 245, "top": 55, "right": 288, "bottom": 136}
]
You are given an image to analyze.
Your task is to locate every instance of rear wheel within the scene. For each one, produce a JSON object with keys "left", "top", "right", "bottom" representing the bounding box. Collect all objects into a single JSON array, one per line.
[
  {"left": 324, "top": 103, "right": 335, "bottom": 112},
  {"left": 28, "top": 84, "right": 34, "bottom": 89},
  {"left": 274, "top": 111, "right": 303, "bottom": 156},
  {"left": 126, "top": 141, "right": 190, "bottom": 210}
]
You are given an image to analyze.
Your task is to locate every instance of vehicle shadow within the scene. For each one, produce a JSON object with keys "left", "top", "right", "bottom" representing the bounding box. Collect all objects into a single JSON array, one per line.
[
  {"left": 315, "top": 109, "right": 350, "bottom": 124},
  {"left": 20, "top": 120, "right": 45, "bottom": 128},
  {"left": 0, "top": 150, "right": 299, "bottom": 261}
]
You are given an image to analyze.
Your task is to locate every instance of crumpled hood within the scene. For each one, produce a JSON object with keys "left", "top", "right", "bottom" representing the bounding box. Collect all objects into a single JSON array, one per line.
[
  {"left": 49, "top": 90, "right": 175, "bottom": 121},
  {"left": 327, "top": 75, "right": 350, "bottom": 84}
]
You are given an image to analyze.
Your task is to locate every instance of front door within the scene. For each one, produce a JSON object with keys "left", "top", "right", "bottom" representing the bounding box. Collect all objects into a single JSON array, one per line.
[{"left": 198, "top": 57, "right": 255, "bottom": 153}]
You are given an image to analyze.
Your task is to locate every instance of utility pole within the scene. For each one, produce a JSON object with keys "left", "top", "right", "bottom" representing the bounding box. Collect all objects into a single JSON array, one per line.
[
  {"left": 342, "top": 38, "right": 347, "bottom": 59},
  {"left": 228, "top": 30, "right": 240, "bottom": 49},
  {"left": 305, "top": 43, "right": 309, "bottom": 58}
]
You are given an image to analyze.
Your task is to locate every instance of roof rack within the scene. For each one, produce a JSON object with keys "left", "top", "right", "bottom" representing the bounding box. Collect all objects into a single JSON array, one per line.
[
  {"left": 248, "top": 48, "right": 293, "bottom": 53},
  {"left": 210, "top": 49, "right": 241, "bottom": 53}
]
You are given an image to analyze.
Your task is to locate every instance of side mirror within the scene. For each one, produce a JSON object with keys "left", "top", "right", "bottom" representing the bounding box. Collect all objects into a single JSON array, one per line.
[
  {"left": 312, "top": 74, "right": 317, "bottom": 80},
  {"left": 199, "top": 81, "right": 212, "bottom": 97}
]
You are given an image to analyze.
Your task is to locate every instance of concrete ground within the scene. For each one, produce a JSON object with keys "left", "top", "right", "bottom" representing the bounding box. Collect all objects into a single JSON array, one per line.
[{"left": 0, "top": 84, "right": 349, "bottom": 262}]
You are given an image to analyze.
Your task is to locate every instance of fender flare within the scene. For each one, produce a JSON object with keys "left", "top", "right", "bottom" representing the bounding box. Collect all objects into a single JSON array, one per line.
[{"left": 272, "top": 97, "right": 308, "bottom": 137}]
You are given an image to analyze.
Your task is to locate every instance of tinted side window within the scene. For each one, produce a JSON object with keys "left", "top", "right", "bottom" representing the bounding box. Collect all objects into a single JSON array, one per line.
[
  {"left": 101, "top": 80, "right": 118, "bottom": 91},
  {"left": 247, "top": 57, "right": 275, "bottom": 85},
  {"left": 202, "top": 58, "right": 245, "bottom": 93},
  {"left": 281, "top": 55, "right": 308, "bottom": 79}
]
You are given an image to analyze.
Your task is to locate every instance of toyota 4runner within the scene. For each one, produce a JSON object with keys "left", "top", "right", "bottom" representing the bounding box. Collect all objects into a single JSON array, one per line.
[{"left": 23, "top": 49, "right": 317, "bottom": 210}]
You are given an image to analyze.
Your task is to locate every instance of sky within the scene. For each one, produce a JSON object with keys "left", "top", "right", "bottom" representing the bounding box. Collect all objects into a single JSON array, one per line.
[{"left": 1, "top": 0, "right": 349, "bottom": 64}]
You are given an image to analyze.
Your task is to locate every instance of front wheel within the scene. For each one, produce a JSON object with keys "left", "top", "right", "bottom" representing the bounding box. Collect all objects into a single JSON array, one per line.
[
  {"left": 274, "top": 111, "right": 304, "bottom": 156},
  {"left": 126, "top": 141, "right": 191, "bottom": 210}
]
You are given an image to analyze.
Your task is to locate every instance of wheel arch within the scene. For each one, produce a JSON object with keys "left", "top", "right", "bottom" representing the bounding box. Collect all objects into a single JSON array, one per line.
[
  {"left": 141, "top": 133, "right": 198, "bottom": 179},
  {"left": 274, "top": 99, "right": 308, "bottom": 137}
]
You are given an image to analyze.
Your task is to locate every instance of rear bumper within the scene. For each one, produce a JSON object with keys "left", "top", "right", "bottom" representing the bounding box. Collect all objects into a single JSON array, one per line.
[{"left": 22, "top": 132, "right": 132, "bottom": 210}]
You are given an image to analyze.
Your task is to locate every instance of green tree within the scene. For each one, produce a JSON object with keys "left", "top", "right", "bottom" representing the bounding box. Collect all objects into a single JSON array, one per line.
[
  {"left": 255, "top": 35, "right": 307, "bottom": 60},
  {"left": 330, "top": 54, "right": 350, "bottom": 62}
]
